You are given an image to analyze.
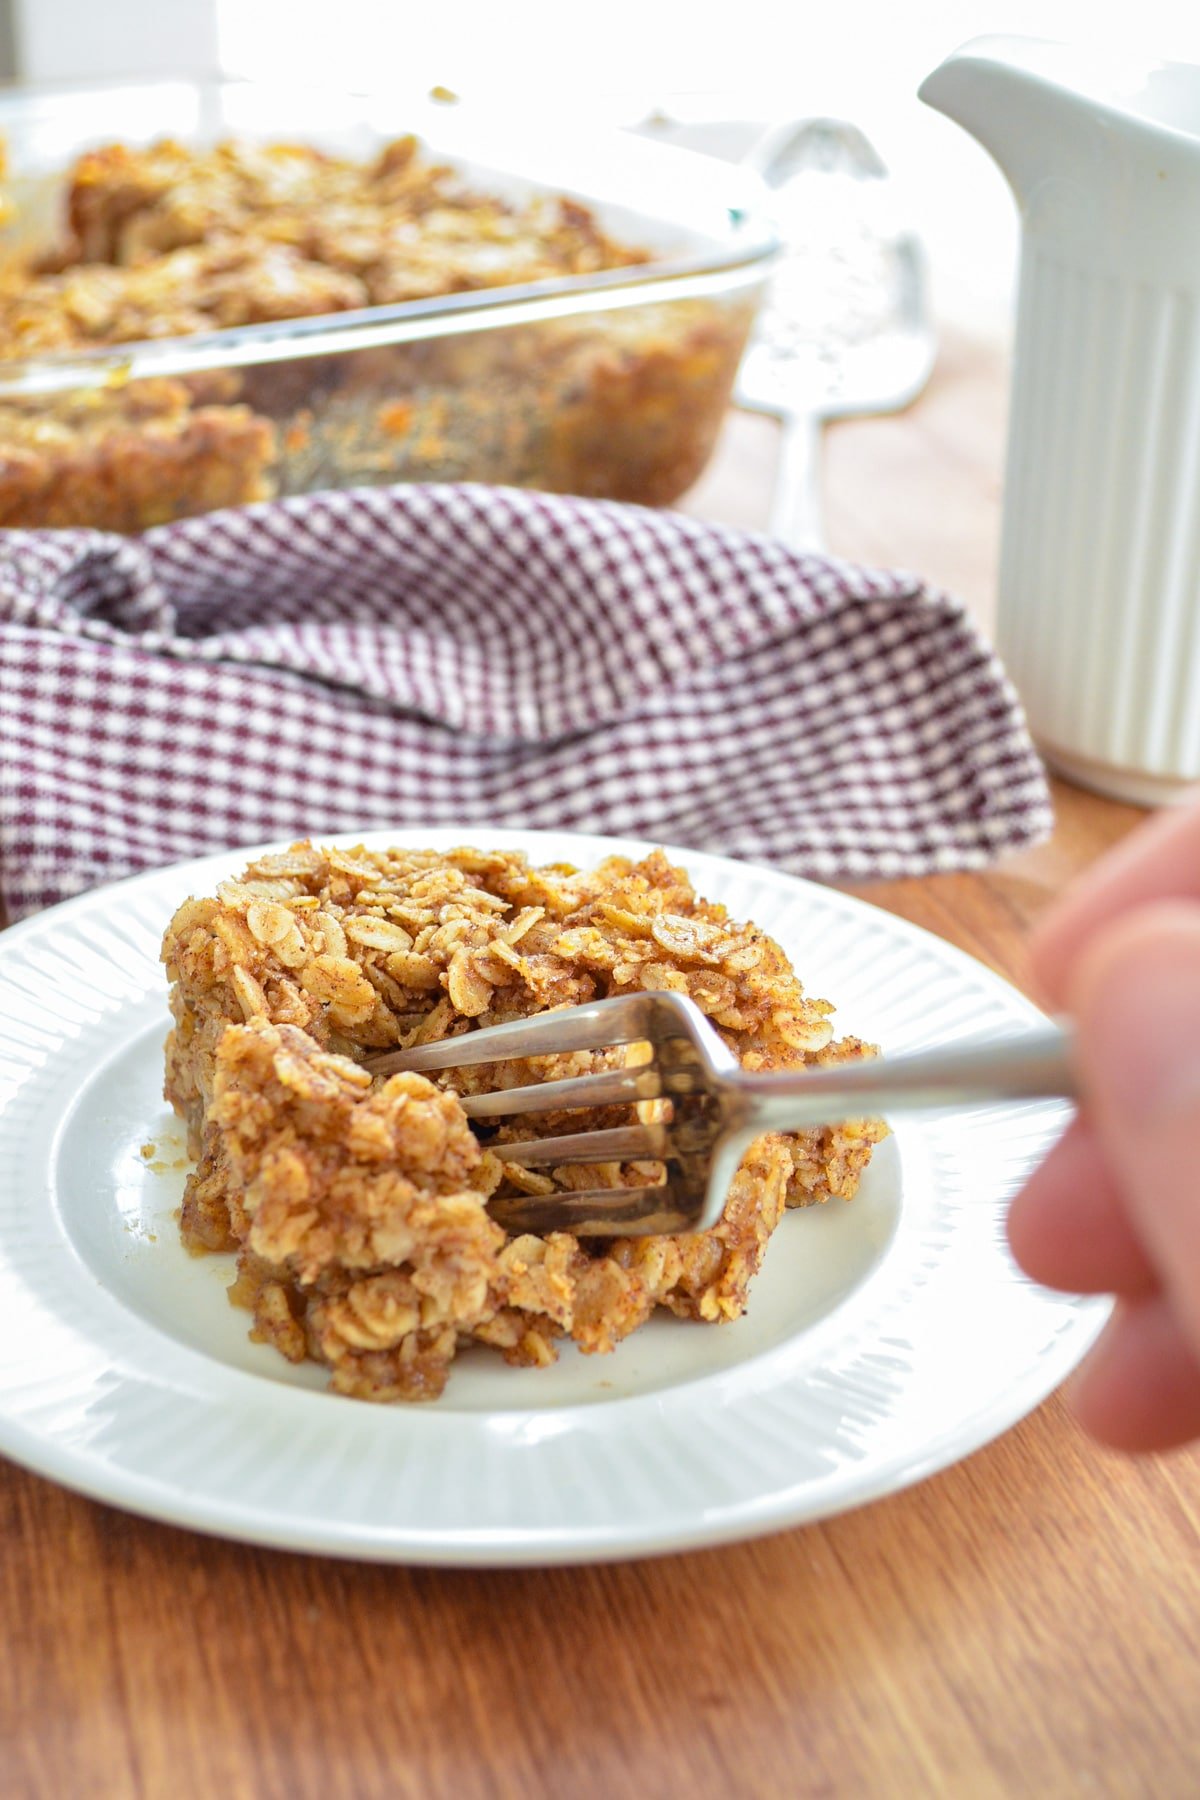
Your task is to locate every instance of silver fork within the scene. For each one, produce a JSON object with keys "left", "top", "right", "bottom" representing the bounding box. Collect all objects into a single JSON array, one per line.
[{"left": 365, "top": 993, "right": 1073, "bottom": 1238}]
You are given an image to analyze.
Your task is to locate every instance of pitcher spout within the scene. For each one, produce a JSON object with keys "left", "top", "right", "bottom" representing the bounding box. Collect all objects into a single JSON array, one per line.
[{"left": 919, "top": 34, "right": 1131, "bottom": 211}]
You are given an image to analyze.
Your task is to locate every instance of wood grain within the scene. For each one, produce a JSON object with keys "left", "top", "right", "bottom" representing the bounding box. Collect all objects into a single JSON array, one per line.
[{"left": 4, "top": 330, "right": 1200, "bottom": 1800}]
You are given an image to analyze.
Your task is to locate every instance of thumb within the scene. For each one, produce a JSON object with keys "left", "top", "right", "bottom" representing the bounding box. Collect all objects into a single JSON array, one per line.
[{"left": 1069, "top": 903, "right": 1200, "bottom": 1354}]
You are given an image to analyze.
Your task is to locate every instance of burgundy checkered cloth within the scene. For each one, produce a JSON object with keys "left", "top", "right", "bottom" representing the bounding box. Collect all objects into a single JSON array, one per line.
[{"left": 0, "top": 483, "right": 1051, "bottom": 920}]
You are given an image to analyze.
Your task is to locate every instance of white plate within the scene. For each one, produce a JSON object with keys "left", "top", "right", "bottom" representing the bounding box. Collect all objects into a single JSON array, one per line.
[{"left": 0, "top": 828, "right": 1103, "bottom": 1564}]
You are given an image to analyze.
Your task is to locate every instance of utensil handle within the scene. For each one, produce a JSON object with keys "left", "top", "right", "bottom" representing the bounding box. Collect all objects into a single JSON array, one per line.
[
  {"left": 730, "top": 1024, "right": 1076, "bottom": 1136},
  {"left": 768, "top": 408, "right": 825, "bottom": 550}
]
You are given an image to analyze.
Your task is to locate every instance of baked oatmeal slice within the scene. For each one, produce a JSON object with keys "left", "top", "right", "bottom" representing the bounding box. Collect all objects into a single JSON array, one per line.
[
  {"left": 162, "top": 843, "right": 886, "bottom": 1400},
  {"left": 194, "top": 1016, "right": 713, "bottom": 1398},
  {"left": 206, "top": 1018, "right": 506, "bottom": 1400}
]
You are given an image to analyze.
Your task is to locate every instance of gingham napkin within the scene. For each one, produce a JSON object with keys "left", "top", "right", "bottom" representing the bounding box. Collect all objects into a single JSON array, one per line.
[{"left": 0, "top": 483, "right": 1051, "bottom": 920}]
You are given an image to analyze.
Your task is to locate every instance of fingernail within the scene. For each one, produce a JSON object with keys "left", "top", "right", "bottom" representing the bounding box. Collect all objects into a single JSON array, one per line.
[{"left": 1072, "top": 911, "right": 1200, "bottom": 1124}]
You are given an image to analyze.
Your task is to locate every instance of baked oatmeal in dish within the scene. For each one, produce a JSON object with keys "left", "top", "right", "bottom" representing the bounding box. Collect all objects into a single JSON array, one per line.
[
  {"left": 162, "top": 843, "right": 885, "bottom": 1401},
  {"left": 0, "top": 132, "right": 762, "bottom": 528}
]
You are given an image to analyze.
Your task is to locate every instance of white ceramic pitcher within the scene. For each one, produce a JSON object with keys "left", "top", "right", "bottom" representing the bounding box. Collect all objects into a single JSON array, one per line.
[{"left": 921, "top": 35, "right": 1200, "bottom": 806}]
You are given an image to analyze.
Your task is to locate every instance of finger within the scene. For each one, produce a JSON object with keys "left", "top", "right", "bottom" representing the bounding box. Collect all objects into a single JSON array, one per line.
[
  {"left": 1069, "top": 906, "right": 1200, "bottom": 1350},
  {"left": 1006, "top": 1117, "right": 1158, "bottom": 1296},
  {"left": 1065, "top": 1293, "right": 1200, "bottom": 1452},
  {"left": 1030, "top": 804, "right": 1200, "bottom": 1010}
]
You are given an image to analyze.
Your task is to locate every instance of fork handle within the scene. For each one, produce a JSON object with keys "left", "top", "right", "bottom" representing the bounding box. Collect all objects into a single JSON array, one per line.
[{"left": 728, "top": 1023, "right": 1075, "bottom": 1137}]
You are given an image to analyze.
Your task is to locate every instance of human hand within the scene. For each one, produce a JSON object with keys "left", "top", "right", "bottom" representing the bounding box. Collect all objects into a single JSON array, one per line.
[{"left": 1007, "top": 802, "right": 1200, "bottom": 1452}]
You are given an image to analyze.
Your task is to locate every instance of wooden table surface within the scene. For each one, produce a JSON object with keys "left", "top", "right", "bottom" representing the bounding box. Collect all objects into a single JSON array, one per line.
[{"left": 5, "top": 332, "right": 1199, "bottom": 1800}]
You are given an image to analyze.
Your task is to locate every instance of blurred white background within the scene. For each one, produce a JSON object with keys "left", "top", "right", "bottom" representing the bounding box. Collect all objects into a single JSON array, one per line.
[{"left": 7, "top": 1, "right": 1200, "bottom": 335}]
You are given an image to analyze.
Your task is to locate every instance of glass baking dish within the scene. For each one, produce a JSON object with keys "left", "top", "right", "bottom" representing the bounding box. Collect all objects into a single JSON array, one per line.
[{"left": 0, "top": 80, "right": 778, "bottom": 532}]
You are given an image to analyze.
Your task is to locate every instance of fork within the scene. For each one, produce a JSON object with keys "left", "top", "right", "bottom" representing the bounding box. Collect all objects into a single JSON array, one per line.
[{"left": 365, "top": 992, "right": 1074, "bottom": 1238}]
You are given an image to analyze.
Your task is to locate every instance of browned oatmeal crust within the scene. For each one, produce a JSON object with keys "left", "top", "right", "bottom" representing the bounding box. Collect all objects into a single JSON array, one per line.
[{"left": 162, "top": 843, "right": 885, "bottom": 1400}]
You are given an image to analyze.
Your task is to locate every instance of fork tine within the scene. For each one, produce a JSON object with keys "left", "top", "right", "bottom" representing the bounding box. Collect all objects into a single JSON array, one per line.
[
  {"left": 366, "top": 994, "right": 662, "bottom": 1077},
  {"left": 488, "top": 1184, "right": 695, "bottom": 1238},
  {"left": 492, "top": 1122, "right": 667, "bottom": 1165},
  {"left": 460, "top": 1064, "right": 661, "bottom": 1119}
]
